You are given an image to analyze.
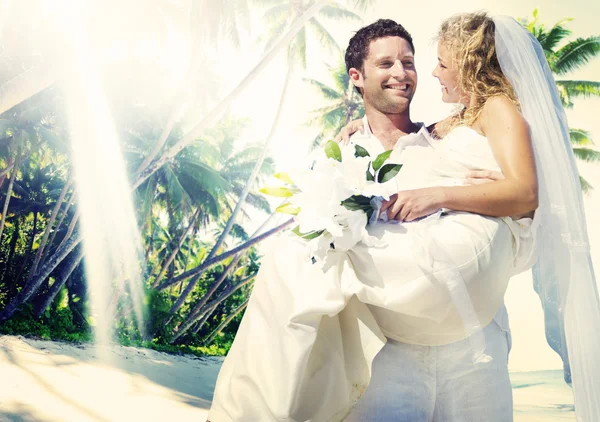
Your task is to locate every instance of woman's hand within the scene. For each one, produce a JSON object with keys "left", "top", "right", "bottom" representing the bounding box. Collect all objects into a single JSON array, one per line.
[
  {"left": 333, "top": 119, "right": 365, "bottom": 144},
  {"left": 380, "top": 188, "right": 446, "bottom": 222}
]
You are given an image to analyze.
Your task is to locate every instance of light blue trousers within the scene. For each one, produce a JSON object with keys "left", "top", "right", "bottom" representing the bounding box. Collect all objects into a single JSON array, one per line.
[{"left": 344, "top": 320, "right": 513, "bottom": 422}]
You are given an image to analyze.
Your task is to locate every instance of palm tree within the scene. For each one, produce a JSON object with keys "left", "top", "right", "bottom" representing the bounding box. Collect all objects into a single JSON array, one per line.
[
  {"left": 520, "top": 9, "right": 600, "bottom": 191},
  {"left": 304, "top": 56, "right": 365, "bottom": 149},
  {"left": 158, "top": 0, "right": 374, "bottom": 326}
]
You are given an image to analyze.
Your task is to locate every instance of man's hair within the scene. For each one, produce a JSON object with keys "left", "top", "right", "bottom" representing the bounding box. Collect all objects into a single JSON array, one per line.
[
  {"left": 345, "top": 19, "right": 415, "bottom": 95},
  {"left": 345, "top": 19, "right": 415, "bottom": 73}
]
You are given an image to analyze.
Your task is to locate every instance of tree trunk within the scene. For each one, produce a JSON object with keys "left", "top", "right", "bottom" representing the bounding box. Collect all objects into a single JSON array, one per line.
[
  {"left": 170, "top": 274, "right": 255, "bottom": 343},
  {"left": 0, "top": 232, "right": 83, "bottom": 323},
  {"left": 1, "top": 217, "right": 20, "bottom": 288},
  {"left": 0, "top": 156, "right": 15, "bottom": 191},
  {"left": 0, "top": 64, "right": 60, "bottom": 116},
  {"left": 151, "top": 206, "right": 201, "bottom": 288},
  {"left": 57, "top": 208, "right": 80, "bottom": 251},
  {"left": 143, "top": 218, "right": 158, "bottom": 276},
  {"left": 5, "top": 3, "right": 327, "bottom": 308},
  {"left": 0, "top": 152, "right": 20, "bottom": 243},
  {"left": 165, "top": 64, "right": 294, "bottom": 317},
  {"left": 34, "top": 247, "right": 83, "bottom": 318},
  {"left": 202, "top": 297, "right": 250, "bottom": 346},
  {"left": 132, "top": 0, "right": 204, "bottom": 181},
  {"left": 132, "top": 0, "right": 328, "bottom": 190},
  {"left": 155, "top": 218, "right": 293, "bottom": 291},
  {"left": 15, "top": 211, "right": 38, "bottom": 284},
  {"left": 171, "top": 208, "right": 278, "bottom": 337},
  {"left": 41, "top": 190, "right": 76, "bottom": 267},
  {"left": 191, "top": 311, "right": 212, "bottom": 336},
  {"left": 27, "top": 177, "right": 73, "bottom": 285}
]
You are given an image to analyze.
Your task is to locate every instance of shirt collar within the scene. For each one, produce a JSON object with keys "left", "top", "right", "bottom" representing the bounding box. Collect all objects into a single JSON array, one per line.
[{"left": 362, "top": 115, "right": 434, "bottom": 150}]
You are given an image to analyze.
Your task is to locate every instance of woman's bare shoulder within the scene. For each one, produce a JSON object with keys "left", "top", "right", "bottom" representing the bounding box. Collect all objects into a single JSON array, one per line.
[{"left": 479, "top": 95, "right": 527, "bottom": 134}]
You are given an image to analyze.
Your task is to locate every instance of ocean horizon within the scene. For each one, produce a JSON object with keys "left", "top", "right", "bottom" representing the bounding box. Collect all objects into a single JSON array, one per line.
[{"left": 511, "top": 370, "right": 575, "bottom": 421}]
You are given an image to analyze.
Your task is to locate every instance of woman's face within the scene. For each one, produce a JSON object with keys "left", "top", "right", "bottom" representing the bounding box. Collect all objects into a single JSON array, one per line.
[{"left": 432, "top": 43, "right": 468, "bottom": 105}]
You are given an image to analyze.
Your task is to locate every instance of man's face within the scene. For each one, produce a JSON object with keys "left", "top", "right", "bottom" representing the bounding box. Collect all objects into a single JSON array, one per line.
[{"left": 350, "top": 36, "right": 417, "bottom": 114}]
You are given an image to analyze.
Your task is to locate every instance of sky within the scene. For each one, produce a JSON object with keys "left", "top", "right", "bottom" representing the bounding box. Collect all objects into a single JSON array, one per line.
[{"left": 219, "top": 0, "right": 600, "bottom": 371}]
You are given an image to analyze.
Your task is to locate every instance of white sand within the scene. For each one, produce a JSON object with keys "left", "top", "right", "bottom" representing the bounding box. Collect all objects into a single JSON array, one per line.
[
  {"left": 0, "top": 335, "right": 220, "bottom": 422},
  {"left": 0, "top": 335, "right": 576, "bottom": 421}
]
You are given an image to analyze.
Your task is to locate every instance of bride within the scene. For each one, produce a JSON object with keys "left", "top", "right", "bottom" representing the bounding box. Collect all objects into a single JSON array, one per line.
[{"left": 207, "top": 13, "right": 600, "bottom": 422}]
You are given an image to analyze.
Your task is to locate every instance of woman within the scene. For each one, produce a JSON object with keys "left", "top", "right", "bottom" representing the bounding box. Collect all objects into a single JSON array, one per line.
[{"left": 208, "top": 13, "right": 599, "bottom": 422}]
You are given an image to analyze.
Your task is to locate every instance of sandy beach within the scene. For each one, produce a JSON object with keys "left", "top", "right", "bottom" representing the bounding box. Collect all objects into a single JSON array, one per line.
[{"left": 0, "top": 335, "right": 575, "bottom": 421}]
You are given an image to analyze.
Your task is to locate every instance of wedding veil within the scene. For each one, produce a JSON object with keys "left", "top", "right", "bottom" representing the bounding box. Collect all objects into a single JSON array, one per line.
[{"left": 494, "top": 15, "right": 600, "bottom": 420}]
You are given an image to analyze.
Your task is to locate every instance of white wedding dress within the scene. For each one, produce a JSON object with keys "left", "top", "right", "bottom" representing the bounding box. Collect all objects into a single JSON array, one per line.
[{"left": 207, "top": 124, "right": 539, "bottom": 422}]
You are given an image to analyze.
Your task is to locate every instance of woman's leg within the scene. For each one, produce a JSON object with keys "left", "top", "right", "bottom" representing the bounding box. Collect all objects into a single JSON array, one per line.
[
  {"left": 432, "top": 320, "right": 513, "bottom": 422},
  {"left": 344, "top": 339, "right": 436, "bottom": 422}
]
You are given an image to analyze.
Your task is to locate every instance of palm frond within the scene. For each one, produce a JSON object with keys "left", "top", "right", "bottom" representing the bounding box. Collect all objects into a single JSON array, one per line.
[
  {"left": 178, "top": 157, "right": 231, "bottom": 195},
  {"left": 292, "top": 27, "right": 308, "bottom": 69},
  {"left": 303, "top": 78, "right": 343, "bottom": 100},
  {"left": 333, "top": 60, "right": 351, "bottom": 93},
  {"left": 318, "top": 4, "right": 361, "bottom": 21},
  {"left": 554, "top": 36, "right": 600, "bottom": 75},
  {"left": 573, "top": 147, "right": 600, "bottom": 163},
  {"left": 244, "top": 192, "right": 272, "bottom": 214},
  {"left": 308, "top": 17, "right": 341, "bottom": 53},
  {"left": 234, "top": 0, "right": 251, "bottom": 33},
  {"left": 260, "top": 18, "right": 290, "bottom": 52},
  {"left": 580, "top": 175, "right": 593, "bottom": 193},
  {"left": 556, "top": 80, "right": 600, "bottom": 101},
  {"left": 538, "top": 21, "right": 572, "bottom": 52},
  {"left": 570, "top": 128, "right": 594, "bottom": 146},
  {"left": 262, "top": 3, "right": 289, "bottom": 26},
  {"left": 348, "top": 0, "right": 377, "bottom": 12},
  {"left": 163, "top": 165, "right": 187, "bottom": 211}
]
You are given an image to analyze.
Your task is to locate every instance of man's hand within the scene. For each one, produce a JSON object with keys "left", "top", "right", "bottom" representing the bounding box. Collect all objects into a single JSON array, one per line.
[
  {"left": 464, "top": 170, "right": 505, "bottom": 185},
  {"left": 333, "top": 119, "right": 364, "bottom": 144},
  {"left": 380, "top": 188, "right": 445, "bottom": 222}
]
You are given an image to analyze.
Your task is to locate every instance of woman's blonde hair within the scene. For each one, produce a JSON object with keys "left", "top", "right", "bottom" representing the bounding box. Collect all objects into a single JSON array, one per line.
[{"left": 435, "top": 12, "right": 519, "bottom": 136}]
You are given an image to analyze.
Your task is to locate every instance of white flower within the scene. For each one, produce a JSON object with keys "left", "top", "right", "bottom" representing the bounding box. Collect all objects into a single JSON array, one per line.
[{"left": 272, "top": 141, "right": 403, "bottom": 261}]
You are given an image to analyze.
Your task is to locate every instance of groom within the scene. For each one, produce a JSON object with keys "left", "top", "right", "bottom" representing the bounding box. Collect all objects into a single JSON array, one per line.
[{"left": 339, "top": 19, "right": 513, "bottom": 421}]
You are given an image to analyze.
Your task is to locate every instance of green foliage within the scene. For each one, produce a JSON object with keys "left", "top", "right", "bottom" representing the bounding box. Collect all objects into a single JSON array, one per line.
[
  {"left": 0, "top": 303, "right": 92, "bottom": 343},
  {"left": 304, "top": 56, "right": 365, "bottom": 150},
  {"left": 324, "top": 140, "right": 342, "bottom": 161}
]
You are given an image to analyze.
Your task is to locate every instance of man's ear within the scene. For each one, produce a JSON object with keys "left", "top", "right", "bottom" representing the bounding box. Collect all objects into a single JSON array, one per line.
[{"left": 349, "top": 68, "right": 364, "bottom": 90}]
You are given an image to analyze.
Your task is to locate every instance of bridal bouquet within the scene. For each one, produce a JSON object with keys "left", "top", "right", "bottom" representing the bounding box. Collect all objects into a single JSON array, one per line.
[{"left": 260, "top": 140, "right": 402, "bottom": 260}]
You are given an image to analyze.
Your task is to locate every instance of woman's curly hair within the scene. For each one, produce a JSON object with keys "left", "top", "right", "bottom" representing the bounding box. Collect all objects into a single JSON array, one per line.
[{"left": 436, "top": 12, "right": 520, "bottom": 135}]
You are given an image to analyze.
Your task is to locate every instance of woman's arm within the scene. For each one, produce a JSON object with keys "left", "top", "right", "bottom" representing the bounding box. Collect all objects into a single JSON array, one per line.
[
  {"left": 382, "top": 96, "right": 538, "bottom": 221},
  {"left": 440, "top": 96, "right": 538, "bottom": 216}
]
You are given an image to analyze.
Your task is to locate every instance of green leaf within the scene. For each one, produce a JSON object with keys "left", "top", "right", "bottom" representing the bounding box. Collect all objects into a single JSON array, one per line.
[
  {"left": 570, "top": 128, "right": 594, "bottom": 146},
  {"left": 377, "top": 164, "right": 403, "bottom": 183},
  {"left": 259, "top": 186, "right": 295, "bottom": 197},
  {"left": 276, "top": 203, "right": 300, "bottom": 215},
  {"left": 341, "top": 195, "right": 372, "bottom": 211},
  {"left": 580, "top": 175, "right": 593, "bottom": 193},
  {"left": 554, "top": 36, "right": 600, "bottom": 75},
  {"left": 292, "top": 226, "right": 324, "bottom": 240},
  {"left": 324, "top": 140, "right": 342, "bottom": 162},
  {"left": 372, "top": 150, "right": 392, "bottom": 171},
  {"left": 354, "top": 145, "right": 370, "bottom": 157},
  {"left": 274, "top": 172, "right": 294, "bottom": 185},
  {"left": 366, "top": 168, "right": 374, "bottom": 181},
  {"left": 573, "top": 147, "right": 600, "bottom": 163},
  {"left": 0, "top": 119, "right": 14, "bottom": 136}
]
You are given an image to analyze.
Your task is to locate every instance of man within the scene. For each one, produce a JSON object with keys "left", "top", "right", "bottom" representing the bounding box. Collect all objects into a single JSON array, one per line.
[
  {"left": 207, "top": 19, "right": 512, "bottom": 422},
  {"left": 336, "top": 19, "right": 513, "bottom": 421}
]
